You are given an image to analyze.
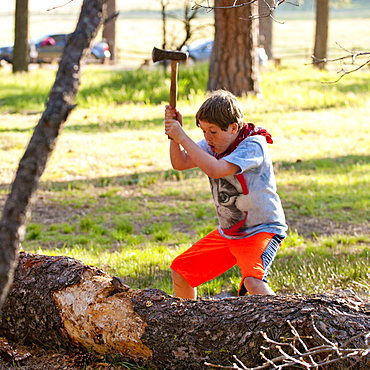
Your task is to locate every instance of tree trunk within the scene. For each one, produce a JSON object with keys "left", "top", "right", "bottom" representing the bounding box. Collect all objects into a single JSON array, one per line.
[
  {"left": 12, "top": 0, "right": 29, "bottom": 73},
  {"left": 313, "top": 0, "right": 330, "bottom": 70},
  {"left": 161, "top": 0, "right": 168, "bottom": 50},
  {"left": 1, "top": 252, "right": 370, "bottom": 370},
  {"left": 258, "top": 0, "right": 273, "bottom": 60},
  {"left": 207, "top": 0, "right": 260, "bottom": 96},
  {"left": 102, "top": 0, "right": 116, "bottom": 63},
  {"left": 0, "top": 0, "right": 108, "bottom": 312}
]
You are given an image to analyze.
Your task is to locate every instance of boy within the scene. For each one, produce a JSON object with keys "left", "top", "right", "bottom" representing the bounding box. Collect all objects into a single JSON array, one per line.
[{"left": 164, "top": 90, "right": 287, "bottom": 299}]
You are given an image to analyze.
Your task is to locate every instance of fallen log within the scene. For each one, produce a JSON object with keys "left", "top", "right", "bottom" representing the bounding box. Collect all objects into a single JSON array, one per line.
[{"left": 1, "top": 252, "right": 370, "bottom": 369}]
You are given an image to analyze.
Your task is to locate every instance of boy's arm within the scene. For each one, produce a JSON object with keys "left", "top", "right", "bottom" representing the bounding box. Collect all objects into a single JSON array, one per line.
[
  {"left": 165, "top": 106, "right": 197, "bottom": 171},
  {"left": 165, "top": 107, "right": 239, "bottom": 178},
  {"left": 169, "top": 139, "right": 198, "bottom": 170},
  {"left": 176, "top": 135, "right": 240, "bottom": 178}
]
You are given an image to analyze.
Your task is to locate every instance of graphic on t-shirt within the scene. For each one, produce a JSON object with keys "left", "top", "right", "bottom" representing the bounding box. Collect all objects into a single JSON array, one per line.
[{"left": 209, "top": 175, "right": 248, "bottom": 234}]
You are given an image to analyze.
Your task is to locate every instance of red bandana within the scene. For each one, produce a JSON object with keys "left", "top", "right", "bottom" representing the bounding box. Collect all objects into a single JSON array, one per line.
[{"left": 214, "top": 123, "right": 273, "bottom": 159}]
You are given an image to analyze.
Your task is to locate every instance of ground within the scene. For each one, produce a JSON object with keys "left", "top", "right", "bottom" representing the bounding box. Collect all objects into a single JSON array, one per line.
[
  {"left": 0, "top": 344, "right": 110, "bottom": 370},
  {"left": 11, "top": 192, "right": 370, "bottom": 239}
]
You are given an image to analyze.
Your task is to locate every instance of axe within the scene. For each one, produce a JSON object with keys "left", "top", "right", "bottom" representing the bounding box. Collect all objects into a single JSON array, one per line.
[{"left": 152, "top": 47, "right": 188, "bottom": 139}]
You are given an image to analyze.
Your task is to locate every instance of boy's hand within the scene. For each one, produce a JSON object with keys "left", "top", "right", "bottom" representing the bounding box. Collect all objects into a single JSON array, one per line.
[
  {"left": 165, "top": 105, "right": 185, "bottom": 142},
  {"left": 165, "top": 105, "right": 183, "bottom": 126}
]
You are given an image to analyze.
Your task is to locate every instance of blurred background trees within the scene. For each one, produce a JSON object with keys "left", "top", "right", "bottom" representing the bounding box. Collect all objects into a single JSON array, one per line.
[
  {"left": 13, "top": 0, "right": 29, "bottom": 73},
  {"left": 258, "top": 0, "right": 274, "bottom": 60},
  {"left": 102, "top": 0, "right": 118, "bottom": 64},
  {"left": 314, "top": 0, "right": 330, "bottom": 69}
]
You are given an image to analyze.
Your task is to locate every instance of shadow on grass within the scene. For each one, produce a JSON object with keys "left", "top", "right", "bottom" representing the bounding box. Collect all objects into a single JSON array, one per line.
[
  {"left": 0, "top": 115, "right": 197, "bottom": 133},
  {"left": 65, "top": 114, "right": 198, "bottom": 132},
  {"left": 333, "top": 78, "right": 370, "bottom": 95},
  {"left": 0, "top": 63, "right": 209, "bottom": 114},
  {"left": 1, "top": 154, "right": 368, "bottom": 192},
  {"left": 280, "top": 154, "right": 370, "bottom": 171},
  {"left": 278, "top": 154, "right": 370, "bottom": 223},
  {"left": 34, "top": 167, "right": 205, "bottom": 192},
  {"left": 0, "top": 91, "right": 49, "bottom": 115},
  {"left": 75, "top": 65, "right": 209, "bottom": 105},
  {"left": 1, "top": 154, "right": 369, "bottom": 224},
  {"left": 65, "top": 117, "right": 165, "bottom": 132}
]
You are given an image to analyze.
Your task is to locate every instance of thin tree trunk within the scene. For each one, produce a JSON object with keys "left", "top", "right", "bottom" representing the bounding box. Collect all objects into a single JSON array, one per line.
[
  {"left": 0, "top": 0, "right": 108, "bottom": 312},
  {"left": 161, "top": 0, "right": 169, "bottom": 71},
  {"left": 207, "top": 0, "right": 260, "bottom": 96},
  {"left": 313, "top": 0, "right": 329, "bottom": 70},
  {"left": 258, "top": 0, "right": 273, "bottom": 60},
  {"left": 13, "top": 0, "right": 29, "bottom": 73},
  {"left": 102, "top": 0, "right": 116, "bottom": 63},
  {"left": 1, "top": 252, "right": 370, "bottom": 369}
]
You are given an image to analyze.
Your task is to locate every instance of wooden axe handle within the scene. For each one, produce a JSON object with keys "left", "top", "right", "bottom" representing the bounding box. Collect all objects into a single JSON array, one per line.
[
  {"left": 169, "top": 60, "right": 179, "bottom": 109},
  {"left": 168, "top": 60, "right": 179, "bottom": 140}
]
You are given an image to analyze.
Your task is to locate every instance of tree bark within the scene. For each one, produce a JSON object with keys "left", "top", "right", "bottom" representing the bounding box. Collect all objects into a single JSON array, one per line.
[
  {"left": 13, "top": 0, "right": 29, "bottom": 73},
  {"left": 1, "top": 252, "right": 370, "bottom": 370},
  {"left": 102, "top": 0, "right": 117, "bottom": 63},
  {"left": 0, "top": 0, "right": 108, "bottom": 312},
  {"left": 313, "top": 0, "right": 330, "bottom": 70},
  {"left": 258, "top": 0, "right": 273, "bottom": 60},
  {"left": 207, "top": 0, "right": 260, "bottom": 96}
]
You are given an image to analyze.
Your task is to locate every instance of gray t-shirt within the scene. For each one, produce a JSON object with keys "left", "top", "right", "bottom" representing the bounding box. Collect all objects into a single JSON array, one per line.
[{"left": 198, "top": 135, "right": 288, "bottom": 239}]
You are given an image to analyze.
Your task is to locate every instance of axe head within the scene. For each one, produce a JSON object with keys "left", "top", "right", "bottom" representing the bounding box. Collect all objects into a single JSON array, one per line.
[{"left": 152, "top": 47, "right": 188, "bottom": 63}]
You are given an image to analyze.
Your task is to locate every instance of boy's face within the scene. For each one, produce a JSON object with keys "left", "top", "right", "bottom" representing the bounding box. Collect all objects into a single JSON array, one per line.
[{"left": 199, "top": 120, "right": 239, "bottom": 154}]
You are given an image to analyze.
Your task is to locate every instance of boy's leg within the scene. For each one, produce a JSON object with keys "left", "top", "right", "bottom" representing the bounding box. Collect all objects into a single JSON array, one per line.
[
  {"left": 170, "top": 229, "right": 237, "bottom": 300},
  {"left": 171, "top": 269, "right": 197, "bottom": 299},
  {"left": 243, "top": 277, "right": 275, "bottom": 295},
  {"left": 230, "top": 233, "right": 283, "bottom": 296}
]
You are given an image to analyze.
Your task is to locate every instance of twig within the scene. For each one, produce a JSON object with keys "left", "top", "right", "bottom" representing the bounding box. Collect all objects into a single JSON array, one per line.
[
  {"left": 205, "top": 317, "right": 370, "bottom": 370},
  {"left": 194, "top": 0, "right": 257, "bottom": 10},
  {"left": 307, "top": 41, "right": 370, "bottom": 83},
  {"left": 204, "top": 362, "right": 237, "bottom": 369},
  {"left": 47, "top": 0, "right": 74, "bottom": 11},
  {"left": 192, "top": 0, "right": 298, "bottom": 22},
  {"left": 288, "top": 320, "right": 317, "bottom": 366},
  {"left": 232, "top": 355, "right": 248, "bottom": 370},
  {"left": 320, "top": 59, "right": 370, "bottom": 84}
]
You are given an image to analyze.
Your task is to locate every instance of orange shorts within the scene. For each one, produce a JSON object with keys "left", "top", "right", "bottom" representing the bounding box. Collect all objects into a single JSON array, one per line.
[{"left": 170, "top": 229, "right": 283, "bottom": 296}]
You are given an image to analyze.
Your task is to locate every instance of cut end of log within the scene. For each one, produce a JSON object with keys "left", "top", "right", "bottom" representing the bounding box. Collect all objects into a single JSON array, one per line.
[{"left": 52, "top": 269, "right": 152, "bottom": 362}]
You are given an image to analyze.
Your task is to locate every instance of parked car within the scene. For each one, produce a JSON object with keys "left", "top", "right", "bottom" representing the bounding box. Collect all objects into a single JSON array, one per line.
[
  {"left": 0, "top": 32, "right": 111, "bottom": 65},
  {"left": 181, "top": 38, "right": 268, "bottom": 66},
  {"left": 181, "top": 39, "right": 214, "bottom": 63}
]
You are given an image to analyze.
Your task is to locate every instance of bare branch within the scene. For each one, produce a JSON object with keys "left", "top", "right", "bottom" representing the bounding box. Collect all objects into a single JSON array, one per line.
[
  {"left": 104, "top": 11, "right": 120, "bottom": 26},
  {"left": 288, "top": 320, "right": 317, "bottom": 366},
  {"left": 319, "top": 59, "right": 370, "bottom": 84},
  {"left": 192, "top": 0, "right": 299, "bottom": 22},
  {"left": 47, "top": 0, "right": 74, "bottom": 11},
  {"left": 194, "top": 0, "right": 257, "bottom": 10},
  {"left": 307, "top": 41, "right": 370, "bottom": 84},
  {"left": 205, "top": 316, "right": 370, "bottom": 370}
]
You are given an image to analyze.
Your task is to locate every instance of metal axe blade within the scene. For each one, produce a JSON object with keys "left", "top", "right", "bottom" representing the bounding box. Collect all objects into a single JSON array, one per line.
[{"left": 152, "top": 47, "right": 188, "bottom": 63}]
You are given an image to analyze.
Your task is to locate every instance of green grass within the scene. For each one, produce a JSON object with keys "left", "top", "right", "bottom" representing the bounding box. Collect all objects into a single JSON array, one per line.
[
  {"left": 0, "top": 65, "right": 208, "bottom": 114},
  {"left": 1, "top": 54, "right": 370, "bottom": 298},
  {"left": 272, "top": 233, "right": 370, "bottom": 295}
]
